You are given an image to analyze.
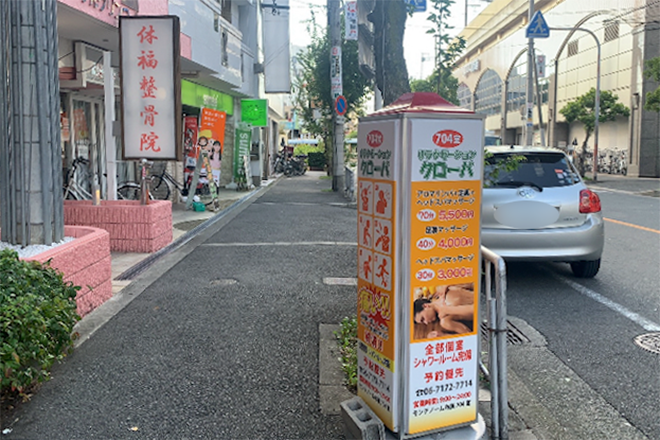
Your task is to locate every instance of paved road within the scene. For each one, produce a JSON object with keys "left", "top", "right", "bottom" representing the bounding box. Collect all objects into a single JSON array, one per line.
[
  {"left": 505, "top": 189, "right": 660, "bottom": 439},
  {"left": 5, "top": 174, "right": 357, "bottom": 440}
]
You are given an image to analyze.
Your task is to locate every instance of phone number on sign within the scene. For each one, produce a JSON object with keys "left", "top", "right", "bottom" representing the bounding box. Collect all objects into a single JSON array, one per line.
[{"left": 437, "top": 267, "right": 473, "bottom": 281}]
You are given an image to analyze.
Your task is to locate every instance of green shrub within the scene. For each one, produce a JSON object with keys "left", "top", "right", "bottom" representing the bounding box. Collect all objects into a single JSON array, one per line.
[
  {"left": 293, "top": 144, "right": 323, "bottom": 156},
  {"left": 0, "top": 249, "right": 80, "bottom": 396},
  {"left": 307, "top": 152, "right": 327, "bottom": 169},
  {"left": 334, "top": 316, "right": 358, "bottom": 393}
]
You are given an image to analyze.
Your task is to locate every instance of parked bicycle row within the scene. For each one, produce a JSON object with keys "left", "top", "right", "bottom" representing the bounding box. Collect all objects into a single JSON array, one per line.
[{"left": 63, "top": 156, "right": 218, "bottom": 204}]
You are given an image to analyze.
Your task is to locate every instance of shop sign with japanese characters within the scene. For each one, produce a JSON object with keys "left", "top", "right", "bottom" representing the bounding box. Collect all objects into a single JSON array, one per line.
[
  {"left": 120, "top": 16, "right": 181, "bottom": 160},
  {"left": 356, "top": 120, "right": 399, "bottom": 430},
  {"left": 406, "top": 118, "right": 483, "bottom": 434}
]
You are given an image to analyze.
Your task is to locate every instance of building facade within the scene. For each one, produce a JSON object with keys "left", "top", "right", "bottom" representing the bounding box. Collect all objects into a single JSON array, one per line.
[
  {"left": 56, "top": 0, "right": 289, "bottom": 197},
  {"left": 453, "top": 0, "right": 660, "bottom": 177}
]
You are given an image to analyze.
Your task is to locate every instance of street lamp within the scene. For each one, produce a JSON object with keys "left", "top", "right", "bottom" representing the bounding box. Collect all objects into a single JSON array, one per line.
[{"left": 551, "top": 27, "right": 601, "bottom": 181}]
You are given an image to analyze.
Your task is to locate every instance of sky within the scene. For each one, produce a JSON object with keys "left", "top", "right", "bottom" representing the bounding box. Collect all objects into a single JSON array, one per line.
[{"left": 288, "top": 0, "right": 491, "bottom": 80}]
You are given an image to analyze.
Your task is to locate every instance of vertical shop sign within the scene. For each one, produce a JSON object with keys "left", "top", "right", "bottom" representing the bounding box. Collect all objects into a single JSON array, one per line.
[
  {"left": 356, "top": 121, "right": 399, "bottom": 431},
  {"left": 234, "top": 122, "right": 252, "bottom": 183},
  {"left": 199, "top": 108, "right": 226, "bottom": 185},
  {"left": 120, "top": 16, "right": 181, "bottom": 160},
  {"left": 345, "top": 1, "right": 358, "bottom": 40},
  {"left": 406, "top": 118, "right": 483, "bottom": 435},
  {"left": 357, "top": 94, "right": 484, "bottom": 437}
]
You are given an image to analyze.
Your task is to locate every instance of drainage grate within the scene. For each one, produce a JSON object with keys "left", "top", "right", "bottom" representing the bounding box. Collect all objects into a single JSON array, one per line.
[
  {"left": 634, "top": 333, "right": 660, "bottom": 355},
  {"left": 480, "top": 320, "right": 530, "bottom": 346}
]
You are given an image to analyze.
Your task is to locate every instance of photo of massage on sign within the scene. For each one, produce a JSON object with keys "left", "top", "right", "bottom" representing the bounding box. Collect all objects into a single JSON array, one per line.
[{"left": 412, "top": 283, "right": 475, "bottom": 341}]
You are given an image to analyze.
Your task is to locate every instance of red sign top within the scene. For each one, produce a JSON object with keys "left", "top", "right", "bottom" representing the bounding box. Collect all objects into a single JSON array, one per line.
[
  {"left": 369, "top": 92, "right": 473, "bottom": 117},
  {"left": 366, "top": 130, "right": 384, "bottom": 148}
]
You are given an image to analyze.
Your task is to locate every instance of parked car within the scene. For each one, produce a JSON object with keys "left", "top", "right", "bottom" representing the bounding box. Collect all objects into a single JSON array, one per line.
[{"left": 482, "top": 146, "right": 604, "bottom": 278}]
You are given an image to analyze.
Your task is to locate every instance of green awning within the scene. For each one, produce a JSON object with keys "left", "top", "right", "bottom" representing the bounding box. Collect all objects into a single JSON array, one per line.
[{"left": 181, "top": 79, "right": 234, "bottom": 115}]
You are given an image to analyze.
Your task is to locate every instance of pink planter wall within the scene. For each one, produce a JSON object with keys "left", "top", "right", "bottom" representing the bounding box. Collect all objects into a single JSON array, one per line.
[
  {"left": 64, "top": 200, "right": 173, "bottom": 253},
  {"left": 26, "top": 226, "right": 112, "bottom": 318}
]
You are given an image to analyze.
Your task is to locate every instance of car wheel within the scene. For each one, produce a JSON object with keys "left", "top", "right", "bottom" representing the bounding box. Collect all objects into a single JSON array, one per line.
[{"left": 570, "top": 259, "right": 601, "bottom": 278}]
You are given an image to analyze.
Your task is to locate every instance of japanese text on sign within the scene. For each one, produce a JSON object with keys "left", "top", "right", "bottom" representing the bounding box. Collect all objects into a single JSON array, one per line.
[{"left": 120, "top": 17, "right": 180, "bottom": 160}]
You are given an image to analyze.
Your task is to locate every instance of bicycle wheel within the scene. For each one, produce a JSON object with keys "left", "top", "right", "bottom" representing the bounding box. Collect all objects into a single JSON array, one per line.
[
  {"left": 149, "top": 175, "right": 170, "bottom": 200},
  {"left": 117, "top": 183, "right": 142, "bottom": 200}
]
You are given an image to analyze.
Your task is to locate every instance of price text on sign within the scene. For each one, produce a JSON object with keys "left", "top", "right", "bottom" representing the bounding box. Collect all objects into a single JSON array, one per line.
[
  {"left": 437, "top": 237, "right": 474, "bottom": 250},
  {"left": 437, "top": 267, "right": 474, "bottom": 281},
  {"left": 437, "top": 210, "right": 475, "bottom": 221}
]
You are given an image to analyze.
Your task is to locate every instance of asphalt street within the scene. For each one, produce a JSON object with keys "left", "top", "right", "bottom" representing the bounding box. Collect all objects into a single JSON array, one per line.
[
  {"left": 504, "top": 188, "right": 660, "bottom": 439},
  {"left": 4, "top": 174, "right": 358, "bottom": 440}
]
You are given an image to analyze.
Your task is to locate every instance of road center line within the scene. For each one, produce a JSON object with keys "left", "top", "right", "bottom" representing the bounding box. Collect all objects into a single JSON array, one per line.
[
  {"left": 604, "top": 217, "right": 660, "bottom": 234},
  {"left": 550, "top": 272, "right": 660, "bottom": 332},
  {"left": 202, "top": 241, "right": 358, "bottom": 247}
]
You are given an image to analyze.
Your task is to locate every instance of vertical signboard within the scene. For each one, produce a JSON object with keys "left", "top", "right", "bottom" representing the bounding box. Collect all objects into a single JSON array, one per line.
[
  {"left": 120, "top": 16, "right": 181, "bottom": 160},
  {"left": 405, "top": 118, "right": 483, "bottom": 435},
  {"left": 234, "top": 122, "right": 252, "bottom": 183},
  {"left": 345, "top": 1, "right": 358, "bottom": 40},
  {"left": 356, "top": 120, "right": 399, "bottom": 431}
]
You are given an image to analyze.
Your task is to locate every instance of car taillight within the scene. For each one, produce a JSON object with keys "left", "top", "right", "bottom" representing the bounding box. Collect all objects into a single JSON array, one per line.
[{"left": 579, "top": 189, "right": 601, "bottom": 213}]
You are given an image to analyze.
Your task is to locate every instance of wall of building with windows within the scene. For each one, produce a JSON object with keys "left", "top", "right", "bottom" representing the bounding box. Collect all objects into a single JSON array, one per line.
[{"left": 453, "top": 0, "right": 660, "bottom": 176}]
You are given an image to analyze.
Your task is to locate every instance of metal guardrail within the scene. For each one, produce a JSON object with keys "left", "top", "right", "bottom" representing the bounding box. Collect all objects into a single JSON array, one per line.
[{"left": 481, "top": 246, "right": 509, "bottom": 440}]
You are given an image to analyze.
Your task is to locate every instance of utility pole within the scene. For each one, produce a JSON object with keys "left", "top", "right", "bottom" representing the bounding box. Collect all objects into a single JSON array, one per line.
[
  {"left": 525, "top": 0, "right": 535, "bottom": 145},
  {"left": 329, "top": 0, "right": 345, "bottom": 192}
]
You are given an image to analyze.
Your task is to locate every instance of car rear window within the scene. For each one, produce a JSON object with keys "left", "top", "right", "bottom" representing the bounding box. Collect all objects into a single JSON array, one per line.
[{"left": 484, "top": 152, "right": 581, "bottom": 188}]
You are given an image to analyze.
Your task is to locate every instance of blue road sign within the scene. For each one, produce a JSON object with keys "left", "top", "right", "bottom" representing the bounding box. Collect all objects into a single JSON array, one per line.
[
  {"left": 335, "top": 95, "right": 347, "bottom": 116},
  {"left": 404, "top": 0, "right": 426, "bottom": 13},
  {"left": 526, "top": 11, "right": 550, "bottom": 38}
]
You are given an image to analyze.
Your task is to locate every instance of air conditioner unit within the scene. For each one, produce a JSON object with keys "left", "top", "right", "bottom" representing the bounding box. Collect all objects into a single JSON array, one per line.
[{"left": 60, "top": 41, "right": 119, "bottom": 90}]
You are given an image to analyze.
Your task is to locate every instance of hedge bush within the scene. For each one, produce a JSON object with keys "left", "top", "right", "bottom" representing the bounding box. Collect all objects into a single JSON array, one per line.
[
  {"left": 0, "top": 249, "right": 80, "bottom": 395},
  {"left": 307, "top": 152, "right": 327, "bottom": 170}
]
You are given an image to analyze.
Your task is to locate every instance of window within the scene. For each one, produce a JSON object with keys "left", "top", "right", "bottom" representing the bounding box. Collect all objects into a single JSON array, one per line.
[
  {"left": 604, "top": 20, "right": 619, "bottom": 43},
  {"left": 457, "top": 83, "right": 472, "bottom": 110},
  {"left": 221, "top": 31, "right": 229, "bottom": 67},
  {"left": 506, "top": 62, "right": 526, "bottom": 114},
  {"left": 222, "top": 0, "right": 232, "bottom": 22},
  {"left": 214, "top": 13, "right": 219, "bottom": 32},
  {"left": 474, "top": 69, "right": 503, "bottom": 116},
  {"left": 485, "top": 153, "right": 581, "bottom": 188},
  {"left": 567, "top": 40, "right": 579, "bottom": 57}
]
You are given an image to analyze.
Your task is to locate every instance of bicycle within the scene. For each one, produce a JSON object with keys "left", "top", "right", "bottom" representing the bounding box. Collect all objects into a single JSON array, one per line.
[
  {"left": 148, "top": 167, "right": 186, "bottom": 200},
  {"left": 63, "top": 156, "right": 93, "bottom": 200}
]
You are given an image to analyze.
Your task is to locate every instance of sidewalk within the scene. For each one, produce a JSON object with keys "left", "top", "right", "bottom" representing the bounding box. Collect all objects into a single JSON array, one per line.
[
  {"left": 110, "top": 180, "right": 274, "bottom": 292},
  {"left": 585, "top": 173, "right": 660, "bottom": 196}
]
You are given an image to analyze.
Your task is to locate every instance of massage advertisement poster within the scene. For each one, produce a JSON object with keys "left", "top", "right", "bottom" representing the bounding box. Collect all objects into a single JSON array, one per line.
[
  {"left": 406, "top": 118, "right": 483, "bottom": 434},
  {"left": 356, "top": 120, "right": 399, "bottom": 431}
]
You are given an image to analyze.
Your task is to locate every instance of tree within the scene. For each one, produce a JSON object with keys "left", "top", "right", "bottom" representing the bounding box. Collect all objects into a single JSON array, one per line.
[
  {"left": 643, "top": 56, "right": 660, "bottom": 112},
  {"left": 560, "top": 88, "right": 630, "bottom": 175},
  {"left": 292, "top": 11, "right": 371, "bottom": 175},
  {"left": 370, "top": 0, "right": 411, "bottom": 105}
]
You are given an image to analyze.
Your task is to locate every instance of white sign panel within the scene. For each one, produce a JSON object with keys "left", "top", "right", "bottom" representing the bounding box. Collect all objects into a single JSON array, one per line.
[
  {"left": 356, "top": 120, "right": 400, "bottom": 431},
  {"left": 409, "top": 119, "right": 483, "bottom": 182},
  {"left": 120, "top": 16, "right": 181, "bottom": 160},
  {"left": 345, "top": 1, "right": 358, "bottom": 40},
  {"left": 263, "top": 0, "right": 292, "bottom": 93}
]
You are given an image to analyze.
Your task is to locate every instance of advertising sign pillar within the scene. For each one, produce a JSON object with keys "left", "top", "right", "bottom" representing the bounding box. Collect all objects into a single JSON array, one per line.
[{"left": 357, "top": 93, "right": 485, "bottom": 437}]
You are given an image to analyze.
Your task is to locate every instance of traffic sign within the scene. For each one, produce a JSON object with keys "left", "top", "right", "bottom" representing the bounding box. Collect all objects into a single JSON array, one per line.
[
  {"left": 526, "top": 11, "right": 549, "bottom": 38},
  {"left": 335, "top": 95, "right": 347, "bottom": 116},
  {"left": 404, "top": 0, "right": 426, "bottom": 12}
]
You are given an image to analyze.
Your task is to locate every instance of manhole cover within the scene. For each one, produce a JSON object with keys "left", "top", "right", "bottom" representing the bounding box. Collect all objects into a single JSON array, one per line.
[
  {"left": 480, "top": 320, "right": 530, "bottom": 346},
  {"left": 634, "top": 333, "right": 660, "bottom": 354},
  {"left": 210, "top": 278, "right": 238, "bottom": 286}
]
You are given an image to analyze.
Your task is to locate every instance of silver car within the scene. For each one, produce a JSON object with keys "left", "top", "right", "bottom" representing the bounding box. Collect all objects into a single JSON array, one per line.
[{"left": 481, "top": 146, "right": 604, "bottom": 278}]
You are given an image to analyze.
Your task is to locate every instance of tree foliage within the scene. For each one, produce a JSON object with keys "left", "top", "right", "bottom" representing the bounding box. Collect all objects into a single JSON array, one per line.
[
  {"left": 409, "top": 0, "right": 465, "bottom": 104},
  {"left": 643, "top": 56, "right": 660, "bottom": 112},
  {"left": 559, "top": 88, "right": 630, "bottom": 175},
  {"left": 292, "top": 11, "right": 371, "bottom": 171}
]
